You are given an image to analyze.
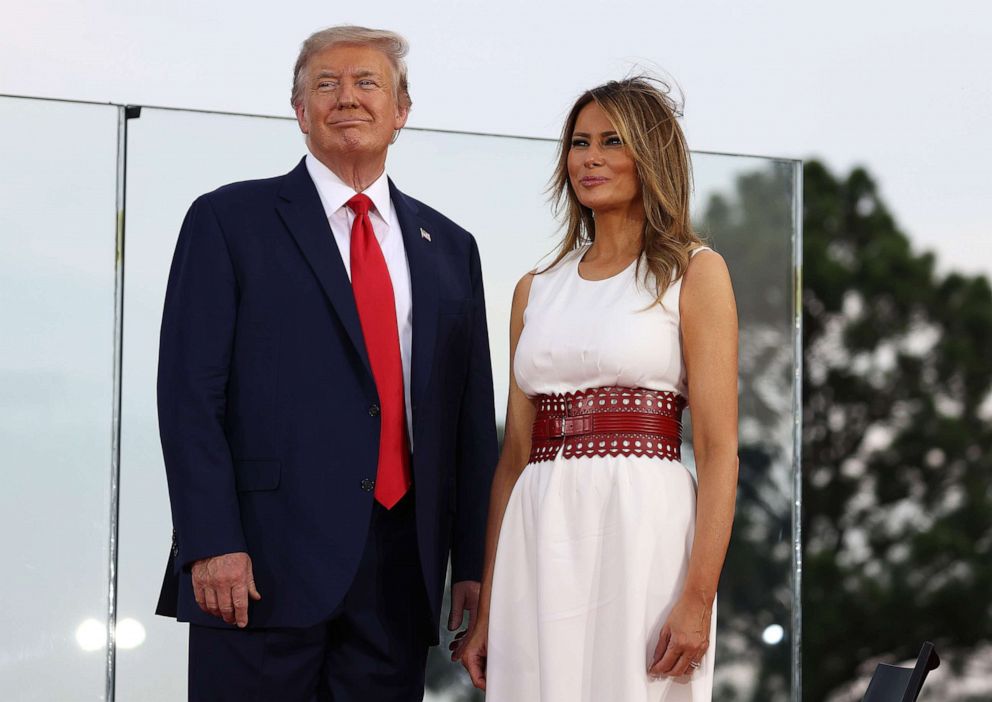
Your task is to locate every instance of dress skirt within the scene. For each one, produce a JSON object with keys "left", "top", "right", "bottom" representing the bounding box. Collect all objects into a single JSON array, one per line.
[{"left": 485, "top": 454, "right": 716, "bottom": 702}]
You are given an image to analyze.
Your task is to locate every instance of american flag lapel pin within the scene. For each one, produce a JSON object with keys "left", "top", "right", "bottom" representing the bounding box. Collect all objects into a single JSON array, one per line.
[{"left": 420, "top": 228, "right": 432, "bottom": 242}]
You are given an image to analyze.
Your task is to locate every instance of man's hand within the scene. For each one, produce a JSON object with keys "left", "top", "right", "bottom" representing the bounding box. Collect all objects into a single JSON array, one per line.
[
  {"left": 447, "top": 580, "right": 480, "bottom": 658},
  {"left": 191, "top": 552, "right": 262, "bottom": 628}
]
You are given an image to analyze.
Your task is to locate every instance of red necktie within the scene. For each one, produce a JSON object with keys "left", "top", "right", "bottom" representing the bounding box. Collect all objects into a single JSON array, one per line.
[{"left": 347, "top": 193, "right": 411, "bottom": 509}]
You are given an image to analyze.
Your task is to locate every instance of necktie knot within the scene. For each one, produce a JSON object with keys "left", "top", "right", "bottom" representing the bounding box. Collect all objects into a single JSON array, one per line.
[{"left": 347, "top": 193, "right": 372, "bottom": 217}]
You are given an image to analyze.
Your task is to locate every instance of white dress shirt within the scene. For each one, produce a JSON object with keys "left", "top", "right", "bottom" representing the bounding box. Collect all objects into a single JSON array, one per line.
[{"left": 305, "top": 152, "right": 414, "bottom": 443}]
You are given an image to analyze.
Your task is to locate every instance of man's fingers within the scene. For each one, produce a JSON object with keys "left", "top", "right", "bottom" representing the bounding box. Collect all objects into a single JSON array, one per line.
[
  {"left": 466, "top": 600, "right": 478, "bottom": 631},
  {"left": 194, "top": 585, "right": 208, "bottom": 613},
  {"left": 248, "top": 578, "right": 262, "bottom": 601},
  {"left": 203, "top": 588, "right": 221, "bottom": 619},
  {"left": 448, "top": 630, "right": 468, "bottom": 651},
  {"left": 232, "top": 584, "right": 249, "bottom": 628},
  {"left": 216, "top": 588, "right": 237, "bottom": 625},
  {"left": 448, "top": 588, "right": 465, "bottom": 631}
]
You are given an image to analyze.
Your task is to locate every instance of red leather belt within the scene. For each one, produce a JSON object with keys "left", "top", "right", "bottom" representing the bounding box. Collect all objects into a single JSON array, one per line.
[{"left": 529, "top": 386, "right": 686, "bottom": 464}]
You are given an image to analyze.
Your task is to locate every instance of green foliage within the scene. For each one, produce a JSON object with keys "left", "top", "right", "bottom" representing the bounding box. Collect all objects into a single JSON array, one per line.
[{"left": 801, "top": 160, "right": 992, "bottom": 700}]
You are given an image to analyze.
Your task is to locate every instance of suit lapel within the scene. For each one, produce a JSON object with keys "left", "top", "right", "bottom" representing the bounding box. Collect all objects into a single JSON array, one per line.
[
  {"left": 390, "top": 180, "right": 439, "bottom": 422},
  {"left": 276, "top": 158, "right": 373, "bottom": 380}
]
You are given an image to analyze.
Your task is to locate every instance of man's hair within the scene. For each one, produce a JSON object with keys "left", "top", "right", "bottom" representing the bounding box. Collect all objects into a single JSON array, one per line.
[{"left": 291, "top": 25, "right": 412, "bottom": 110}]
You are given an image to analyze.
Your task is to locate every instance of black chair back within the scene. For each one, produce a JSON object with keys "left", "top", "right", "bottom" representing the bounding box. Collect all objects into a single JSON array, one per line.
[{"left": 862, "top": 641, "right": 940, "bottom": 702}]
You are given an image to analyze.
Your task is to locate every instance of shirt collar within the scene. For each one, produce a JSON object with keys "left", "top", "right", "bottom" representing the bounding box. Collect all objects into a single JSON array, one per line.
[{"left": 305, "top": 151, "right": 393, "bottom": 227}]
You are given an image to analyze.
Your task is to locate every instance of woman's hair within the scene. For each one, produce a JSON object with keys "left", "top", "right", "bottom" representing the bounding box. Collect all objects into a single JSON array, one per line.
[
  {"left": 546, "top": 76, "right": 705, "bottom": 304},
  {"left": 290, "top": 26, "right": 412, "bottom": 111}
]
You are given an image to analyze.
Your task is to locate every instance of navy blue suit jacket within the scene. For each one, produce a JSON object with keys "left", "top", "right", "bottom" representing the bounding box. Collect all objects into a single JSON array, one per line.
[{"left": 156, "top": 158, "right": 498, "bottom": 639}]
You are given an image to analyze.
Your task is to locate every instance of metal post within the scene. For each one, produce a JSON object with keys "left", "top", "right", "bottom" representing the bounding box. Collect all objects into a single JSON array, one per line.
[
  {"left": 106, "top": 103, "right": 141, "bottom": 702},
  {"left": 791, "top": 161, "right": 804, "bottom": 702}
]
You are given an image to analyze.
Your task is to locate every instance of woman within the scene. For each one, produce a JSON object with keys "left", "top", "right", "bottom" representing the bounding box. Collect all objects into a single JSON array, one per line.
[{"left": 455, "top": 77, "right": 739, "bottom": 701}]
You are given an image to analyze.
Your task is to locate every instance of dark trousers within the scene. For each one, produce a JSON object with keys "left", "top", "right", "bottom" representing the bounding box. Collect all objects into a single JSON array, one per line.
[{"left": 188, "top": 493, "right": 431, "bottom": 702}]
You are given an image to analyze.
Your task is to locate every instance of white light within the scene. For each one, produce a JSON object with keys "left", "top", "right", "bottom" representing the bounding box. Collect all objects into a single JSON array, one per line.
[
  {"left": 115, "top": 618, "right": 147, "bottom": 650},
  {"left": 75, "top": 619, "right": 106, "bottom": 652},
  {"left": 762, "top": 624, "right": 785, "bottom": 645}
]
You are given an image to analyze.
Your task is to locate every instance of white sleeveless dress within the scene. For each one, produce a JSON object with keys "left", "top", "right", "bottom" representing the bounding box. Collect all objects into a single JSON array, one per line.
[{"left": 485, "top": 244, "right": 716, "bottom": 702}]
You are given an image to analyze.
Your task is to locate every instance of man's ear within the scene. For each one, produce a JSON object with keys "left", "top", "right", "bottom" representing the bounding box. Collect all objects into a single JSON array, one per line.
[
  {"left": 294, "top": 101, "right": 310, "bottom": 135},
  {"left": 394, "top": 104, "right": 410, "bottom": 131}
]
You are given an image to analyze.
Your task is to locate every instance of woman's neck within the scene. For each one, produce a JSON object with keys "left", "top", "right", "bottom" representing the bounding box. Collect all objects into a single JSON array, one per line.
[{"left": 587, "top": 207, "right": 644, "bottom": 261}]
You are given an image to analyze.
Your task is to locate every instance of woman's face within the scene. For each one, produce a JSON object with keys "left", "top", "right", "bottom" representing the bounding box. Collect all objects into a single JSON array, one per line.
[{"left": 567, "top": 102, "right": 641, "bottom": 214}]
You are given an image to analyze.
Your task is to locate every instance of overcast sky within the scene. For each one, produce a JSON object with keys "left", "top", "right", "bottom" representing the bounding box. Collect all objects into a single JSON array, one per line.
[{"left": 3, "top": 0, "right": 990, "bottom": 277}]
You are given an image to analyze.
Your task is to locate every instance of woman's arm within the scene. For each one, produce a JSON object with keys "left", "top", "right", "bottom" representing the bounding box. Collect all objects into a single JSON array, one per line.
[
  {"left": 650, "top": 249, "right": 740, "bottom": 678},
  {"left": 455, "top": 272, "right": 538, "bottom": 689}
]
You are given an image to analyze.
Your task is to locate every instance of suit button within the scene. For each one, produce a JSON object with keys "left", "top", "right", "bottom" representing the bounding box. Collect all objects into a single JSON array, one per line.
[
  {"left": 368, "top": 403, "right": 380, "bottom": 417},
  {"left": 361, "top": 478, "right": 375, "bottom": 492}
]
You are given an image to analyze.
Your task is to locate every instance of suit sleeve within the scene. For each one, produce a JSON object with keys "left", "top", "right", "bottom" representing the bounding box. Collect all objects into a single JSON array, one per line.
[
  {"left": 450, "top": 235, "right": 499, "bottom": 583},
  {"left": 157, "top": 195, "right": 246, "bottom": 572}
]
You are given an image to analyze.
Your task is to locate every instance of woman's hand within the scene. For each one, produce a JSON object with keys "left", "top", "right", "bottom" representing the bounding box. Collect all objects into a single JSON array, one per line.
[
  {"left": 452, "top": 621, "right": 489, "bottom": 690},
  {"left": 648, "top": 592, "right": 712, "bottom": 678}
]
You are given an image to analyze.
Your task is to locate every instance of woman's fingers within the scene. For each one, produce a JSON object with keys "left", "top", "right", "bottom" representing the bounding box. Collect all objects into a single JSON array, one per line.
[
  {"left": 457, "top": 636, "right": 487, "bottom": 690},
  {"left": 649, "top": 624, "right": 671, "bottom": 668},
  {"left": 465, "top": 654, "right": 487, "bottom": 690},
  {"left": 649, "top": 639, "right": 682, "bottom": 676},
  {"left": 649, "top": 630, "right": 708, "bottom": 677},
  {"left": 670, "top": 653, "right": 693, "bottom": 677}
]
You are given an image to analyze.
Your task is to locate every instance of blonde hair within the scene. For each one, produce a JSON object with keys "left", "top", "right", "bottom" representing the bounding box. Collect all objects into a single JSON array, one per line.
[
  {"left": 291, "top": 25, "right": 412, "bottom": 110},
  {"left": 547, "top": 76, "right": 705, "bottom": 303}
]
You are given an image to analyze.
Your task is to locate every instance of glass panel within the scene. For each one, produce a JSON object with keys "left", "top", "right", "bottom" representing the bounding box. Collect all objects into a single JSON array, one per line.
[
  {"left": 115, "top": 108, "right": 304, "bottom": 702},
  {"left": 0, "top": 96, "right": 118, "bottom": 700},
  {"left": 117, "top": 108, "right": 800, "bottom": 701},
  {"left": 389, "top": 129, "right": 560, "bottom": 420},
  {"left": 693, "top": 154, "right": 801, "bottom": 701}
]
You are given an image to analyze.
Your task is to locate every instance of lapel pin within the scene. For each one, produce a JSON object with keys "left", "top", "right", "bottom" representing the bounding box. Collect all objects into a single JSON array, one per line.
[{"left": 420, "top": 228, "right": 432, "bottom": 242}]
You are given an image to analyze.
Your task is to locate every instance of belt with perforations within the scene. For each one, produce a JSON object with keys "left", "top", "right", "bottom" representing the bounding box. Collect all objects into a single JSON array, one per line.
[{"left": 529, "top": 386, "right": 686, "bottom": 464}]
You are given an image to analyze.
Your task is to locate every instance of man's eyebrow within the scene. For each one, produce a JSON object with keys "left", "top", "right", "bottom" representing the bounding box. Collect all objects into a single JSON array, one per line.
[{"left": 313, "top": 68, "right": 382, "bottom": 78}]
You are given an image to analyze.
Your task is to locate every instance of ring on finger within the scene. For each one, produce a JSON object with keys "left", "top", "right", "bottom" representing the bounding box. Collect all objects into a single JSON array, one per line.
[{"left": 689, "top": 660, "right": 701, "bottom": 669}]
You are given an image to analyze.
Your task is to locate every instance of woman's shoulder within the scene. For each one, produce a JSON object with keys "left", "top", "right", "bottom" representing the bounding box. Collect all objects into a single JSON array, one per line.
[
  {"left": 660, "top": 245, "right": 720, "bottom": 291},
  {"left": 686, "top": 245, "right": 727, "bottom": 275},
  {"left": 679, "top": 246, "right": 734, "bottom": 311},
  {"left": 513, "top": 270, "right": 536, "bottom": 301}
]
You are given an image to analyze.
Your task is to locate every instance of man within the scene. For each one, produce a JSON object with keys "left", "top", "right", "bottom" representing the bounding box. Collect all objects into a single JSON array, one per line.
[{"left": 156, "top": 25, "right": 498, "bottom": 701}]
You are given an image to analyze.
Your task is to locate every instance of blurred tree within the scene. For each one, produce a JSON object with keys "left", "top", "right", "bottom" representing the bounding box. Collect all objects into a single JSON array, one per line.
[{"left": 801, "top": 160, "right": 992, "bottom": 700}]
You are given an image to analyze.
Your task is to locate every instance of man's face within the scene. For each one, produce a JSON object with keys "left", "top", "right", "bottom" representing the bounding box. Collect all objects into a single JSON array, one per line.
[{"left": 294, "top": 43, "right": 409, "bottom": 167}]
